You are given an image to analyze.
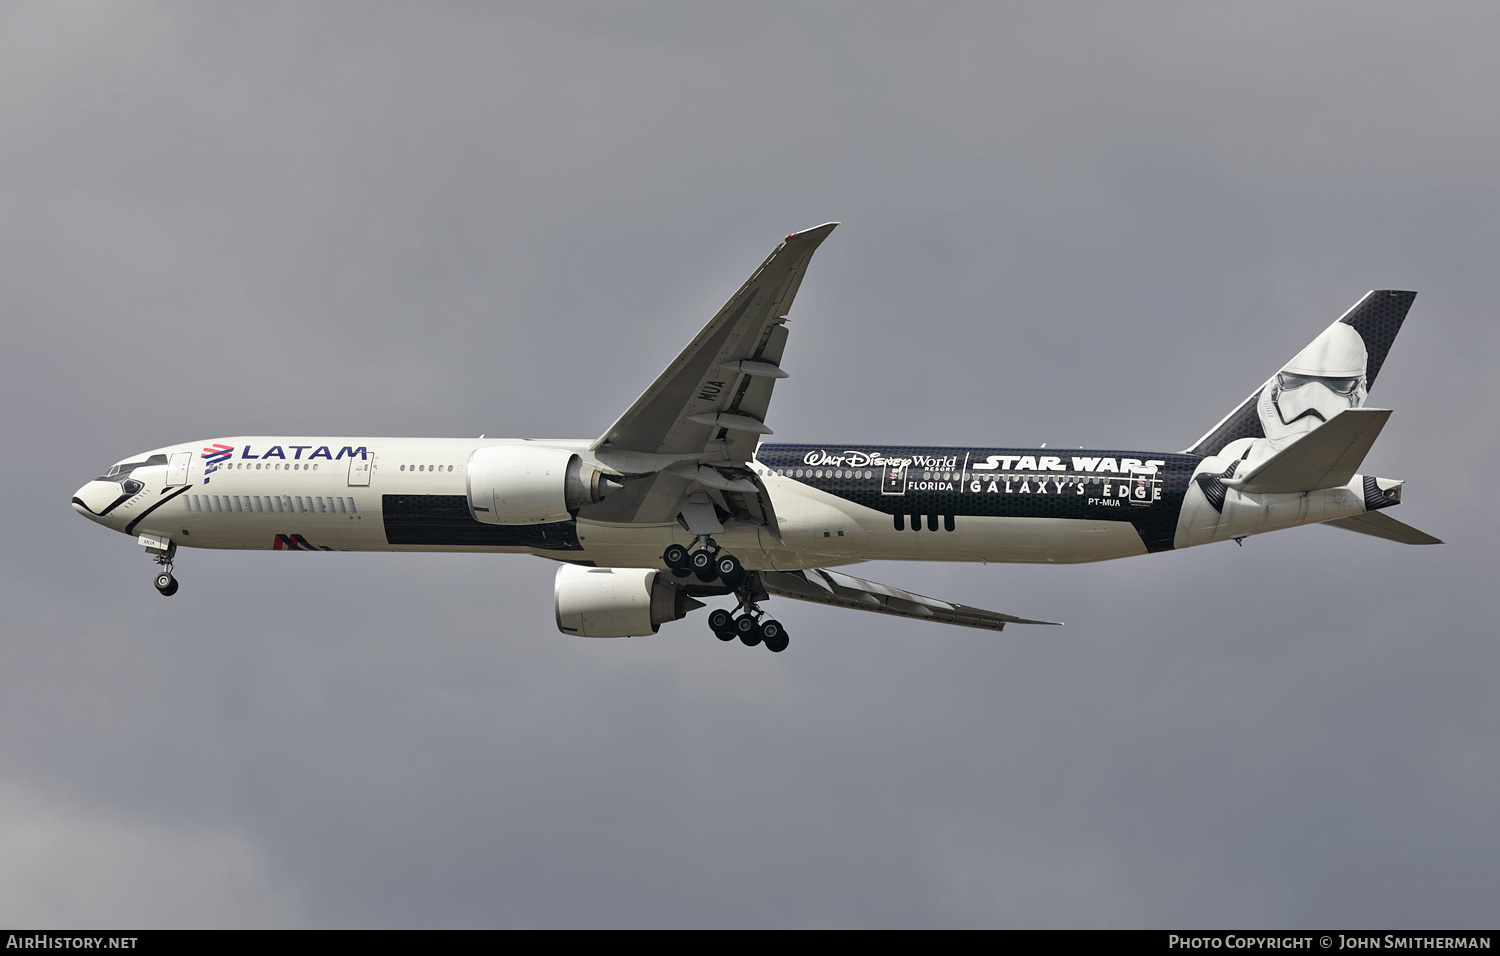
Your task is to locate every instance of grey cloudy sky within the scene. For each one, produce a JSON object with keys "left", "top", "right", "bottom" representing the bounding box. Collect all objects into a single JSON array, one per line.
[{"left": 3, "top": 1, "right": 1498, "bottom": 928}]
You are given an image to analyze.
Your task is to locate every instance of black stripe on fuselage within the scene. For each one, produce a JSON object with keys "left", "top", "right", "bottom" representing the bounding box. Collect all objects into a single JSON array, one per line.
[
  {"left": 381, "top": 494, "right": 582, "bottom": 550},
  {"left": 124, "top": 485, "right": 193, "bottom": 536},
  {"left": 758, "top": 444, "right": 1202, "bottom": 553}
]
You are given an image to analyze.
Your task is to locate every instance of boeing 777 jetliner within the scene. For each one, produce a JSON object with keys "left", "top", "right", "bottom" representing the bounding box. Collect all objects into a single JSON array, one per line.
[{"left": 72, "top": 224, "right": 1439, "bottom": 652}]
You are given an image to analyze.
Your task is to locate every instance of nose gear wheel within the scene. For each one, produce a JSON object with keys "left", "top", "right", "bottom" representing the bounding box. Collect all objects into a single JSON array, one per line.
[{"left": 147, "top": 540, "right": 180, "bottom": 596}]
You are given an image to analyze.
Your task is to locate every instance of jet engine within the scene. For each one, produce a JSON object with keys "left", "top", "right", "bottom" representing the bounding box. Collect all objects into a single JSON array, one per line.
[
  {"left": 466, "top": 445, "right": 619, "bottom": 524},
  {"left": 554, "top": 564, "right": 704, "bottom": 637}
]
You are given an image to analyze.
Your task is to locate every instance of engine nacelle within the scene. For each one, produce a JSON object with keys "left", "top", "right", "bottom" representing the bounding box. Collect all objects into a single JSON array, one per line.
[
  {"left": 554, "top": 565, "right": 704, "bottom": 638},
  {"left": 466, "top": 445, "right": 614, "bottom": 524}
]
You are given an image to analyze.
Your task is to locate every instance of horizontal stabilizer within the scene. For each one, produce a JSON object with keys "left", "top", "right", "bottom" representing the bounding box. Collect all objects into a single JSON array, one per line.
[
  {"left": 760, "top": 568, "right": 1061, "bottom": 631},
  {"left": 1223, "top": 407, "right": 1390, "bottom": 495},
  {"left": 1324, "top": 511, "right": 1443, "bottom": 545}
]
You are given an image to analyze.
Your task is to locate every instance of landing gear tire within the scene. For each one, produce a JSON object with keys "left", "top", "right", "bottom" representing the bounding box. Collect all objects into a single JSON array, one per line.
[
  {"left": 760, "top": 619, "right": 788, "bottom": 653},
  {"left": 690, "top": 548, "right": 717, "bottom": 582},
  {"left": 708, "top": 608, "right": 735, "bottom": 640},
  {"left": 663, "top": 543, "right": 690, "bottom": 571},
  {"left": 715, "top": 554, "right": 744, "bottom": 588},
  {"left": 154, "top": 572, "right": 179, "bottom": 597},
  {"left": 734, "top": 614, "right": 762, "bottom": 647}
]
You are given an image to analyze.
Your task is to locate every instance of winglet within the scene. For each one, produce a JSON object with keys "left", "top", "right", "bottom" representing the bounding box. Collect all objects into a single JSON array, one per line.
[{"left": 786, "top": 222, "right": 839, "bottom": 244}]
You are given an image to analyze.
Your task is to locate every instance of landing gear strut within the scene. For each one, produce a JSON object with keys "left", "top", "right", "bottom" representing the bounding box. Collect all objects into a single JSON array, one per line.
[{"left": 146, "top": 538, "right": 179, "bottom": 597}]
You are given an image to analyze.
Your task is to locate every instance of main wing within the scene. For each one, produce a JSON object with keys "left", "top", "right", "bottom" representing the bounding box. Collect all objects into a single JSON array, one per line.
[
  {"left": 760, "top": 568, "right": 1062, "bottom": 631},
  {"left": 582, "top": 224, "right": 837, "bottom": 529}
]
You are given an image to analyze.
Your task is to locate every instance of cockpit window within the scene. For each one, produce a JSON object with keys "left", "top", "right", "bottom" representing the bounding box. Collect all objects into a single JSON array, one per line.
[
  {"left": 98, "top": 462, "right": 139, "bottom": 482},
  {"left": 95, "top": 454, "right": 168, "bottom": 483}
]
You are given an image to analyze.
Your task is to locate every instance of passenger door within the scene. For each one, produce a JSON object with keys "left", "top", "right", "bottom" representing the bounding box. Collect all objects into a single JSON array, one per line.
[{"left": 166, "top": 452, "right": 191, "bottom": 486}]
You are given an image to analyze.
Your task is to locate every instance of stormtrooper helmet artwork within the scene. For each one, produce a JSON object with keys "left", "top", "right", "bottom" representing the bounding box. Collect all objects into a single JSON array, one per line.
[{"left": 1257, "top": 322, "right": 1369, "bottom": 446}]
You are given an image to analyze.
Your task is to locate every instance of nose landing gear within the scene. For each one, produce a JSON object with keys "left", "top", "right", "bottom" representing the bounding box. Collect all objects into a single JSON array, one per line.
[{"left": 144, "top": 536, "right": 179, "bottom": 597}]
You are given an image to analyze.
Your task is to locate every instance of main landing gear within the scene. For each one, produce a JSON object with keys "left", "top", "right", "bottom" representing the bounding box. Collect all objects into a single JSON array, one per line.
[
  {"left": 662, "top": 538, "right": 744, "bottom": 588},
  {"left": 663, "top": 541, "right": 785, "bottom": 652},
  {"left": 706, "top": 598, "right": 789, "bottom": 653}
]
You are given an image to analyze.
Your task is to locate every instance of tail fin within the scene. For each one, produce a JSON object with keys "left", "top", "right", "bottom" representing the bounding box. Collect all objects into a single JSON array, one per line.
[{"left": 1187, "top": 291, "right": 1416, "bottom": 457}]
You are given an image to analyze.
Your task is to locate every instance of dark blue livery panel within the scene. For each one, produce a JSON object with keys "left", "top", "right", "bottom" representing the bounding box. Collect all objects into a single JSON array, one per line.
[{"left": 758, "top": 444, "right": 1201, "bottom": 552}]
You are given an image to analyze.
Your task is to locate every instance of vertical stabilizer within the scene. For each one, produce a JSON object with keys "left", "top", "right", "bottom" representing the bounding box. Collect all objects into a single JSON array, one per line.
[{"left": 1187, "top": 291, "right": 1416, "bottom": 457}]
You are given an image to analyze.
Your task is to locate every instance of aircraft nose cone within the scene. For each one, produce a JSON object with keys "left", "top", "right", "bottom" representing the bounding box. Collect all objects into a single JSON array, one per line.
[{"left": 72, "top": 480, "right": 120, "bottom": 521}]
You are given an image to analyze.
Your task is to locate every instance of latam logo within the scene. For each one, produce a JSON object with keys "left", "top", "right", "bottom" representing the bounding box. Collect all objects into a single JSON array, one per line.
[
  {"left": 240, "top": 445, "right": 368, "bottom": 461},
  {"left": 200, "top": 443, "right": 234, "bottom": 483},
  {"left": 200, "top": 442, "right": 370, "bottom": 483},
  {"left": 273, "top": 534, "right": 333, "bottom": 552}
]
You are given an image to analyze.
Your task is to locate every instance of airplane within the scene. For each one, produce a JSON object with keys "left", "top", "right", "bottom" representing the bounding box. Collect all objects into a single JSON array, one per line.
[{"left": 71, "top": 223, "right": 1440, "bottom": 653}]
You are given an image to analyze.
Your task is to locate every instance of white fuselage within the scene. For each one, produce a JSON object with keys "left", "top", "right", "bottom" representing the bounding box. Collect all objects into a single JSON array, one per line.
[{"left": 72, "top": 435, "right": 1379, "bottom": 572}]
